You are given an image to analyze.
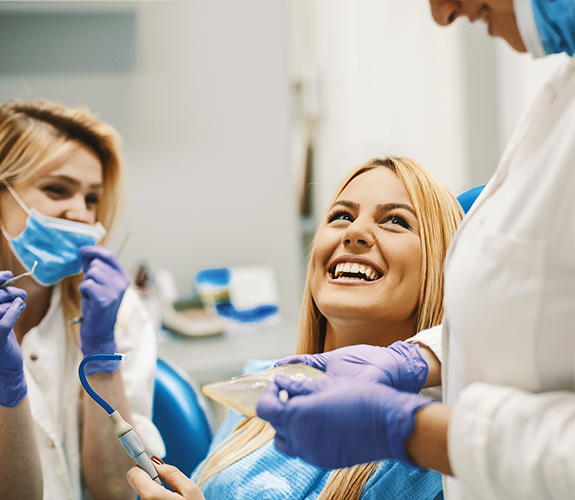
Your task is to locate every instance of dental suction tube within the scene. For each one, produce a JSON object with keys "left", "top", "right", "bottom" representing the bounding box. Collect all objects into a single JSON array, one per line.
[{"left": 79, "top": 353, "right": 162, "bottom": 485}]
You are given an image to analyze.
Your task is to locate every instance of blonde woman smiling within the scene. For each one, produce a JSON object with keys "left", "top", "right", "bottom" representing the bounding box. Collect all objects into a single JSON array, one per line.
[{"left": 128, "top": 157, "right": 463, "bottom": 500}]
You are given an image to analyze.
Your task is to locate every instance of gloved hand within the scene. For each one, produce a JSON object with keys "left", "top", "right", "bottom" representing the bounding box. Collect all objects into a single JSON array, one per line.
[
  {"left": 79, "top": 247, "right": 129, "bottom": 376},
  {"left": 0, "top": 271, "right": 28, "bottom": 407},
  {"left": 256, "top": 374, "right": 434, "bottom": 469},
  {"left": 276, "top": 341, "right": 429, "bottom": 393}
]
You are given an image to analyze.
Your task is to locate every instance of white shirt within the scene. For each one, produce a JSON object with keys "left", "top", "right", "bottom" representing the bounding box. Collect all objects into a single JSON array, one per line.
[
  {"left": 441, "top": 54, "right": 575, "bottom": 499},
  {"left": 21, "top": 285, "right": 165, "bottom": 500}
]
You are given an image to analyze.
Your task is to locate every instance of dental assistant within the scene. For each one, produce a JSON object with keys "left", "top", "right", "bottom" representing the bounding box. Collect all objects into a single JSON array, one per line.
[
  {"left": 256, "top": 1, "right": 575, "bottom": 499},
  {"left": 0, "top": 99, "right": 163, "bottom": 500}
]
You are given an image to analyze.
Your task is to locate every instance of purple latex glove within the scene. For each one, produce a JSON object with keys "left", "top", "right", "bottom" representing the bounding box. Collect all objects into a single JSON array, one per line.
[
  {"left": 256, "top": 374, "right": 434, "bottom": 469},
  {"left": 276, "top": 341, "right": 428, "bottom": 393},
  {"left": 0, "top": 271, "right": 27, "bottom": 407},
  {"left": 79, "top": 247, "right": 129, "bottom": 376}
]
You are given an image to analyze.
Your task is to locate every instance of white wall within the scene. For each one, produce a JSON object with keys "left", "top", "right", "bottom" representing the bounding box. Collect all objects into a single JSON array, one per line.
[
  {"left": 288, "top": 0, "right": 469, "bottom": 219},
  {"left": 0, "top": 0, "right": 302, "bottom": 322}
]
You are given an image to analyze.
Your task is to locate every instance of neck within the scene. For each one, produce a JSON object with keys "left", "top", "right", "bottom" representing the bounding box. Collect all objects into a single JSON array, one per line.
[{"left": 323, "top": 316, "right": 416, "bottom": 352}]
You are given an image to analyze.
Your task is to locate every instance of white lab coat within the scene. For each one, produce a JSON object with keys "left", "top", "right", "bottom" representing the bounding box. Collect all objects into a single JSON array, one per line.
[
  {"left": 21, "top": 285, "right": 165, "bottom": 500},
  {"left": 441, "top": 53, "right": 575, "bottom": 499}
]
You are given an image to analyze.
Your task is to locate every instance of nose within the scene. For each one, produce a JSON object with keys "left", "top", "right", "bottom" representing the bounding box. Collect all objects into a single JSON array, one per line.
[
  {"left": 342, "top": 219, "right": 375, "bottom": 250},
  {"left": 429, "top": 0, "right": 462, "bottom": 26},
  {"left": 61, "top": 195, "right": 94, "bottom": 224}
]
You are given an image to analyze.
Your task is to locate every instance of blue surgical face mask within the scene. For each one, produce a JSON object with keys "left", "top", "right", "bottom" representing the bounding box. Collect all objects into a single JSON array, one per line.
[
  {"left": 514, "top": 0, "right": 575, "bottom": 57},
  {"left": 1, "top": 182, "right": 107, "bottom": 286}
]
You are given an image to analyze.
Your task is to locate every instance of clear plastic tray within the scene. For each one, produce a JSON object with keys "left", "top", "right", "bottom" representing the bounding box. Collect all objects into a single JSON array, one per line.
[{"left": 201, "top": 363, "right": 329, "bottom": 416}]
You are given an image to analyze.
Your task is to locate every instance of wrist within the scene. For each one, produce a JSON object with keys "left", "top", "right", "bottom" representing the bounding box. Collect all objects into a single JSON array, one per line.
[
  {"left": 384, "top": 390, "right": 435, "bottom": 467},
  {"left": 404, "top": 402, "right": 453, "bottom": 475},
  {"left": 416, "top": 344, "right": 441, "bottom": 387}
]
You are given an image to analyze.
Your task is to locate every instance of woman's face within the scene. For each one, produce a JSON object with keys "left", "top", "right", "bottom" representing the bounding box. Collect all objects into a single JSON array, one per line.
[
  {"left": 428, "top": 0, "right": 526, "bottom": 52},
  {"left": 0, "top": 144, "right": 103, "bottom": 237},
  {"left": 309, "top": 167, "right": 422, "bottom": 341}
]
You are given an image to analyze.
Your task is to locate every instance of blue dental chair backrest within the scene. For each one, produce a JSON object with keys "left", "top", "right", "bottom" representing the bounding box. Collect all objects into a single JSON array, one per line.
[
  {"left": 152, "top": 359, "right": 215, "bottom": 477},
  {"left": 457, "top": 185, "right": 485, "bottom": 214}
]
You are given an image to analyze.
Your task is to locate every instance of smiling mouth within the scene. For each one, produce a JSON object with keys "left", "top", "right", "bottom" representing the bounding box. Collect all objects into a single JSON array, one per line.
[{"left": 331, "top": 262, "right": 382, "bottom": 282}]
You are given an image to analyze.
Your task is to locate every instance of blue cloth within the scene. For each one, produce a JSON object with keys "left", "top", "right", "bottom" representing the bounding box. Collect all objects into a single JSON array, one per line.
[
  {"left": 457, "top": 185, "right": 485, "bottom": 214},
  {"left": 532, "top": 0, "right": 575, "bottom": 56},
  {"left": 193, "top": 360, "right": 443, "bottom": 500}
]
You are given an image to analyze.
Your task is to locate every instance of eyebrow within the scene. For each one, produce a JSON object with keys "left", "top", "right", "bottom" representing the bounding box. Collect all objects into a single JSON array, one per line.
[
  {"left": 375, "top": 202, "right": 417, "bottom": 217},
  {"left": 44, "top": 174, "right": 104, "bottom": 191},
  {"left": 330, "top": 200, "right": 417, "bottom": 217}
]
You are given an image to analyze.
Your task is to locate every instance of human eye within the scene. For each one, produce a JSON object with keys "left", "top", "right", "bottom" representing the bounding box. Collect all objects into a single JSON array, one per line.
[
  {"left": 85, "top": 193, "right": 100, "bottom": 208},
  {"left": 327, "top": 210, "right": 354, "bottom": 224},
  {"left": 381, "top": 214, "right": 411, "bottom": 230},
  {"left": 42, "top": 183, "right": 70, "bottom": 199}
]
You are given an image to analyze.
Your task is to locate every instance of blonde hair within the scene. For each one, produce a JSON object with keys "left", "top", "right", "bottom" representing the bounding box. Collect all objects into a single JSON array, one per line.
[
  {"left": 0, "top": 98, "right": 125, "bottom": 342},
  {"left": 195, "top": 157, "right": 463, "bottom": 499}
]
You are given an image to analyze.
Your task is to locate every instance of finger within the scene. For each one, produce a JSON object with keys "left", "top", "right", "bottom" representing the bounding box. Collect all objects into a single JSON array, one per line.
[
  {"left": 0, "top": 271, "right": 13, "bottom": 283},
  {"left": 79, "top": 246, "right": 124, "bottom": 273},
  {"left": 256, "top": 381, "right": 285, "bottom": 425},
  {"left": 274, "top": 374, "right": 321, "bottom": 397},
  {"left": 156, "top": 464, "right": 205, "bottom": 499},
  {"left": 127, "top": 465, "right": 179, "bottom": 499},
  {"left": 0, "top": 298, "right": 26, "bottom": 330},
  {"left": 0, "top": 287, "right": 27, "bottom": 304},
  {"left": 275, "top": 354, "right": 328, "bottom": 371}
]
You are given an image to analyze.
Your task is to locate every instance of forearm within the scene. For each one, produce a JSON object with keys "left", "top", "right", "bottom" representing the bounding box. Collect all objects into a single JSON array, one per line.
[
  {"left": 0, "top": 397, "right": 43, "bottom": 500},
  {"left": 81, "top": 369, "right": 137, "bottom": 500},
  {"left": 405, "top": 402, "right": 453, "bottom": 475}
]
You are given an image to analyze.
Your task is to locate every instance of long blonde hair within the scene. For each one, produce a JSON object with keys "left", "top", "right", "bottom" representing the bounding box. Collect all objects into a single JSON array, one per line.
[
  {"left": 0, "top": 98, "right": 125, "bottom": 343},
  {"left": 195, "top": 157, "right": 463, "bottom": 499}
]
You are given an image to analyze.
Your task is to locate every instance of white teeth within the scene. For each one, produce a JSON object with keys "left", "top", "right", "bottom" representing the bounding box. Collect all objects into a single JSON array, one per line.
[{"left": 332, "top": 262, "right": 381, "bottom": 281}]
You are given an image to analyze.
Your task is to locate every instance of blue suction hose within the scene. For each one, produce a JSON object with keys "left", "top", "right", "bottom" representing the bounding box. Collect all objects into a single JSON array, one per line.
[{"left": 79, "top": 354, "right": 162, "bottom": 485}]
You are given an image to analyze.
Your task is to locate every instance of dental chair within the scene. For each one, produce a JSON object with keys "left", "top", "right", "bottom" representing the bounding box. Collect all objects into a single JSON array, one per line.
[
  {"left": 152, "top": 358, "right": 215, "bottom": 477},
  {"left": 457, "top": 185, "right": 485, "bottom": 214}
]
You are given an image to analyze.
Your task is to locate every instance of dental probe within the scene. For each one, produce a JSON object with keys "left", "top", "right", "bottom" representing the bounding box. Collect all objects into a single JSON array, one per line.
[
  {"left": 0, "top": 261, "right": 38, "bottom": 289},
  {"left": 79, "top": 353, "right": 162, "bottom": 485}
]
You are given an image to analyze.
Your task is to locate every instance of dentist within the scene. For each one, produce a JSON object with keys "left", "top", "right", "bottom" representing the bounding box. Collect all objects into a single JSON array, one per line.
[
  {"left": 0, "top": 99, "right": 163, "bottom": 500},
  {"left": 257, "top": 1, "right": 575, "bottom": 499}
]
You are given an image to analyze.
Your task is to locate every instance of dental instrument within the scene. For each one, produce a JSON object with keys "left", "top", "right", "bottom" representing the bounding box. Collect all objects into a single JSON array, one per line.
[
  {"left": 0, "top": 261, "right": 38, "bottom": 289},
  {"left": 79, "top": 353, "right": 162, "bottom": 485}
]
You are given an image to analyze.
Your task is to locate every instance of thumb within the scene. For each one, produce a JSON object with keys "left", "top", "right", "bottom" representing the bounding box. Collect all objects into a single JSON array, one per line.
[
  {"left": 274, "top": 373, "right": 322, "bottom": 397},
  {"left": 256, "top": 380, "right": 284, "bottom": 425}
]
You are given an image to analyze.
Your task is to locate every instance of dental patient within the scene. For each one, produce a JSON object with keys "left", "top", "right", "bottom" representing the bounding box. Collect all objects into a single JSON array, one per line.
[{"left": 128, "top": 157, "right": 464, "bottom": 500}]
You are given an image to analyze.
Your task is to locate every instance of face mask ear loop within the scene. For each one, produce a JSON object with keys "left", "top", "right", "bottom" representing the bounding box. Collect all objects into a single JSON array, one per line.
[{"left": 2, "top": 180, "right": 31, "bottom": 216}]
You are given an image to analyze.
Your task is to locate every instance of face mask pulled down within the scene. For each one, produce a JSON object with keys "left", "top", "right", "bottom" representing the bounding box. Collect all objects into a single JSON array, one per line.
[
  {"left": 1, "top": 182, "right": 107, "bottom": 286},
  {"left": 514, "top": 0, "right": 575, "bottom": 57}
]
